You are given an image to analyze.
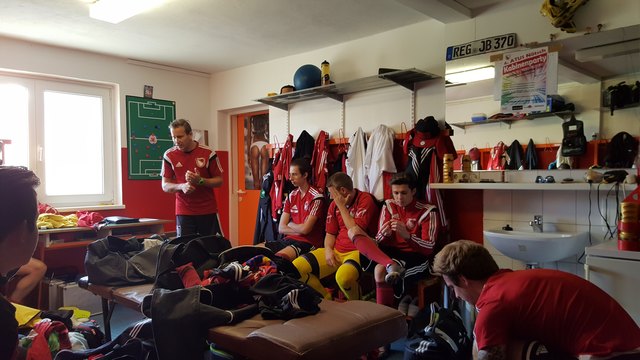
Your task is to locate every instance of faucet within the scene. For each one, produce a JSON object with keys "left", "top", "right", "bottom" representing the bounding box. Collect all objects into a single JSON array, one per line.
[{"left": 529, "top": 215, "right": 543, "bottom": 233}]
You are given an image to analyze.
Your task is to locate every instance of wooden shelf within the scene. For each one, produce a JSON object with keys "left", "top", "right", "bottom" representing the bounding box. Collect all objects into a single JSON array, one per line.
[
  {"left": 255, "top": 68, "right": 440, "bottom": 111},
  {"left": 450, "top": 110, "right": 574, "bottom": 130}
]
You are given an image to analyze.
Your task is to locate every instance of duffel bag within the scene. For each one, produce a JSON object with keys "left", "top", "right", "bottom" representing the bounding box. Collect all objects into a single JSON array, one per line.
[
  {"left": 154, "top": 234, "right": 231, "bottom": 290},
  {"left": 85, "top": 236, "right": 161, "bottom": 286},
  {"left": 404, "top": 302, "right": 472, "bottom": 360}
]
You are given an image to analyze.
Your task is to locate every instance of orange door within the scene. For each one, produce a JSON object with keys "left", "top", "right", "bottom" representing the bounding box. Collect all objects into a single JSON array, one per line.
[{"left": 235, "top": 110, "right": 269, "bottom": 245}]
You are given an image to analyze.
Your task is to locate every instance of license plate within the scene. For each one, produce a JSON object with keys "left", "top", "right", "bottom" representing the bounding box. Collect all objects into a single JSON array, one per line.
[{"left": 446, "top": 33, "right": 517, "bottom": 61}]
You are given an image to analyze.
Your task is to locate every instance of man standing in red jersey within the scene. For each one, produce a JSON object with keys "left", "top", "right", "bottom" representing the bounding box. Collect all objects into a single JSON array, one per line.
[{"left": 162, "top": 119, "right": 223, "bottom": 237}]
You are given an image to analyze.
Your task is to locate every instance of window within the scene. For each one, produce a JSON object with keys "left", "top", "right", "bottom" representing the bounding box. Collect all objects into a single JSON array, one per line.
[{"left": 0, "top": 74, "right": 118, "bottom": 209}]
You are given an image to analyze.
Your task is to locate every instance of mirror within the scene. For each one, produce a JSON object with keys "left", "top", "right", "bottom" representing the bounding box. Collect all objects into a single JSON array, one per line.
[{"left": 445, "top": 25, "right": 640, "bottom": 170}]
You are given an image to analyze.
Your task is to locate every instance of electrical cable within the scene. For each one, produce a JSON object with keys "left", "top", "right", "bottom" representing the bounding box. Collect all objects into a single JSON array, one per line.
[{"left": 577, "top": 182, "right": 594, "bottom": 264}]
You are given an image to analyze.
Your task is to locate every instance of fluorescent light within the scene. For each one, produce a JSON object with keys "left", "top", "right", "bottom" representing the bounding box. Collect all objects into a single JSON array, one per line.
[
  {"left": 445, "top": 66, "right": 495, "bottom": 84},
  {"left": 575, "top": 39, "right": 640, "bottom": 62},
  {"left": 90, "top": 0, "right": 165, "bottom": 24}
]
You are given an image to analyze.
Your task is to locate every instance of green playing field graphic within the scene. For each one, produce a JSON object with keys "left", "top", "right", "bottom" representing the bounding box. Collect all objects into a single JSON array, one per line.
[{"left": 126, "top": 95, "right": 176, "bottom": 180}]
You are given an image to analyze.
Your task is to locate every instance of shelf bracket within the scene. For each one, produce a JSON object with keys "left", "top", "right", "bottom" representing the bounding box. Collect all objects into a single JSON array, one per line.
[
  {"left": 255, "top": 99, "right": 289, "bottom": 111},
  {"left": 273, "top": 103, "right": 289, "bottom": 111},
  {"left": 410, "top": 90, "right": 416, "bottom": 125},
  {"left": 379, "top": 75, "right": 415, "bottom": 91},
  {"left": 340, "top": 102, "right": 345, "bottom": 135},
  {"left": 321, "top": 92, "right": 344, "bottom": 102}
]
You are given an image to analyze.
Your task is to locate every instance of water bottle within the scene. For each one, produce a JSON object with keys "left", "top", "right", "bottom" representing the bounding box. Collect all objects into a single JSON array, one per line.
[{"left": 321, "top": 60, "right": 330, "bottom": 86}]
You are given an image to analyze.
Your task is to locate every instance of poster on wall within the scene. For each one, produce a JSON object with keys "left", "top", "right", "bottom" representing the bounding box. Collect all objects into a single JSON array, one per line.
[
  {"left": 126, "top": 95, "right": 176, "bottom": 180},
  {"left": 500, "top": 47, "right": 549, "bottom": 115},
  {"left": 244, "top": 113, "right": 269, "bottom": 190}
]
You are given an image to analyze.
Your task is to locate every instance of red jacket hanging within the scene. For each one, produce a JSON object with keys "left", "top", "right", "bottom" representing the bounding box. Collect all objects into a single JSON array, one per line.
[
  {"left": 311, "top": 130, "right": 329, "bottom": 192},
  {"left": 270, "top": 134, "right": 293, "bottom": 220}
]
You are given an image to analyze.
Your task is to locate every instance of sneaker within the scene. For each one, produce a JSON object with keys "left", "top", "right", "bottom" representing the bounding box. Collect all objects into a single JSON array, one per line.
[
  {"left": 384, "top": 259, "right": 405, "bottom": 284},
  {"left": 397, "top": 295, "right": 412, "bottom": 316}
]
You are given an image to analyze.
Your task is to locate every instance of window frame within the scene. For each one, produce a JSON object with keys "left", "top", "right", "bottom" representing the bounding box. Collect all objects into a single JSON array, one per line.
[{"left": 0, "top": 72, "right": 121, "bottom": 210}]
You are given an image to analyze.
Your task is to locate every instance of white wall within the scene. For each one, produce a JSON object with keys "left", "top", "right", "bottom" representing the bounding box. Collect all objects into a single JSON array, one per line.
[
  {"left": 0, "top": 36, "right": 211, "bottom": 146},
  {"left": 210, "top": 20, "right": 447, "bottom": 151}
]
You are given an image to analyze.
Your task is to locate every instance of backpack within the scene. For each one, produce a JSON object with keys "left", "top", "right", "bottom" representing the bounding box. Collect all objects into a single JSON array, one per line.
[
  {"left": 604, "top": 132, "right": 639, "bottom": 168},
  {"left": 608, "top": 81, "right": 633, "bottom": 115},
  {"left": 403, "top": 302, "right": 472, "bottom": 360},
  {"left": 561, "top": 116, "right": 587, "bottom": 157}
]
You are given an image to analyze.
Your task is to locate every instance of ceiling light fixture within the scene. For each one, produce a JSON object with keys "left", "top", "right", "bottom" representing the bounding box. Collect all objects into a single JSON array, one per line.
[
  {"left": 574, "top": 38, "right": 640, "bottom": 62},
  {"left": 89, "top": 0, "right": 165, "bottom": 24},
  {"left": 445, "top": 66, "right": 495, "bottom": 85}
]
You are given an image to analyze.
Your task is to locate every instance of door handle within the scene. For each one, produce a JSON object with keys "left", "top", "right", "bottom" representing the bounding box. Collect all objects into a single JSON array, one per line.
[{"left": 237, "top": 189, "right": 246, "bottom": 195}]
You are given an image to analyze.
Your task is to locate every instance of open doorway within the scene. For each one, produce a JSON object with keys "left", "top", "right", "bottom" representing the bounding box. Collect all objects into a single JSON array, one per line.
[{"left": 232, "top": 109, "right": 269, "bottom": 245}]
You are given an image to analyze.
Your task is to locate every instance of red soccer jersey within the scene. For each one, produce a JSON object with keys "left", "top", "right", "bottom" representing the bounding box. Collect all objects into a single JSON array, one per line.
[
  {"left": 475, "top": 269, "right": 640, "bottom": 356},
  {"left": 376, "top": 199, "right": 440, "bottom": 257},
  {"left": 162, "top": 143, "right": 223, "bottom": 215},
  {"left": 282, "top": 186, "right": 325, "bottom": 248},
  {"left": 326, "top": 190, "right": 379, "bottom": 253}
]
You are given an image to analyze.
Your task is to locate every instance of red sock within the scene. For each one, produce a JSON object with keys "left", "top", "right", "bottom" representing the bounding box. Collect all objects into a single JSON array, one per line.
[
  {"left": 352, "top": 234, "right": 393, "bottom": 266},
  {"left": 376, "top": 281, "right": 395, "bottom": 307}
]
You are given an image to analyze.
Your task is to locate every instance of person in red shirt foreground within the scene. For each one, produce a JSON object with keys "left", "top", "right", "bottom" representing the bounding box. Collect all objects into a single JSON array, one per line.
[{"left": 432, "top": 240, "right": 640, "bottom": 360}]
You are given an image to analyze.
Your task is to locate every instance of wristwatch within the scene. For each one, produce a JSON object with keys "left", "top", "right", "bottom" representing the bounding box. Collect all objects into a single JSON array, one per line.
[{"left": 198, "top": 177, "right": 205, "bottom": 185}]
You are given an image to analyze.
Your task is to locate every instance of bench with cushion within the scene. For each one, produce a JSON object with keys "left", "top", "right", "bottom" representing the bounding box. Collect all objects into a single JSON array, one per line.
[{"left": 78, "top": 277, "right": 407, "bottom": 359}]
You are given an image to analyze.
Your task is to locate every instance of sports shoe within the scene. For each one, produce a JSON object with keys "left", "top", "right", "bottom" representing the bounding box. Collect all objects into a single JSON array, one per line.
[
  {"left": 384, "top": 259, "right": 405, "bottom": 284},
  {"left": 397, "top": 295, "right": 412, "bottom": 316}
]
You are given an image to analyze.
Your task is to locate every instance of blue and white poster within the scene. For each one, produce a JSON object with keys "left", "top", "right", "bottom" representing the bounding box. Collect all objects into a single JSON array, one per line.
[{"left": 500, "top": 47, "right": 548, "bottom": 115}]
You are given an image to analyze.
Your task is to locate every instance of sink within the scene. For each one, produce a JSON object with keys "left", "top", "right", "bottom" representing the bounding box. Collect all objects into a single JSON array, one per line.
[{"left": 483, "top": 229, "right": 588, "bottom": 264}]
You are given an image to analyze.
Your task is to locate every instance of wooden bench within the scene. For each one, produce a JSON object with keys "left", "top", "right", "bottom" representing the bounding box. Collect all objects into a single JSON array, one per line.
[{"left": 78, "top": 277, "right": 408, "bottom": 359}]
